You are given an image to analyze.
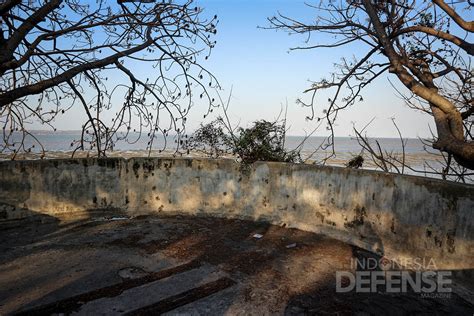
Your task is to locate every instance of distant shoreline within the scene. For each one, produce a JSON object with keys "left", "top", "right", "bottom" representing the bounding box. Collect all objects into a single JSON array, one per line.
[
  {"left": 5, "top": 130, "right": 428, "bottom": 140},
  {"left": 0, "top": 148, "right": 443, "bottom": 170},
  {"left": 1, "top": 131, "right": 448, "bottom": 179}
]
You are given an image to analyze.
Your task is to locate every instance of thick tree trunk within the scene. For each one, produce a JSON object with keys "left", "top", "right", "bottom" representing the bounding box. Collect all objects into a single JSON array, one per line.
[
  {"left": 431, "top": 106, "right": 474, "bottom": 169},
  {"left": 362, "top": 0, "right": 474, "bottom": 170}
]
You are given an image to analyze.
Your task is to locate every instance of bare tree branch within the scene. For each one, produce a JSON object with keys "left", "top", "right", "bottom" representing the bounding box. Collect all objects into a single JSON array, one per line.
[
  {"left": 0, "top": 0, "right": 219, "bottom": 157},
  {"left": 268, "top": 0, "right": 474, "bottom": 171}
]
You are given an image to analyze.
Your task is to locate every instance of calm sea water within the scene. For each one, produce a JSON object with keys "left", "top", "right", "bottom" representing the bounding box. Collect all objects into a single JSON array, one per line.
[
  {"left": 4, "top": 131, "right": 471, "bottom": 181},
  {"left": 2, "top": 131, "right": 441, "bottom": 166},
  {"left": 3, "top": 131, "right": 471, "bottom": 182},
  {"left": 3, "top": 131, "right": 432, "bottom": 154}
]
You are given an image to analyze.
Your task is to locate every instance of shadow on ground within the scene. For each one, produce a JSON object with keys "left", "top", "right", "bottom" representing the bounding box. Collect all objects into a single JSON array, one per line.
[{"left": 0, "top": 212, "right": 472, "bottom": 315}]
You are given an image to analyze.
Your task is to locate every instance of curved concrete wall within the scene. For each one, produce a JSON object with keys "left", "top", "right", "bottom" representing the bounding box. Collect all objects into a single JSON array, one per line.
[{"left": 0, "top": 157, "right": 473, "bottom": 270}]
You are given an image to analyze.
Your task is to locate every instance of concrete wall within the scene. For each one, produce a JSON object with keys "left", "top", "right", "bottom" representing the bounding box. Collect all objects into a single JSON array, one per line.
[{"left": 0, "top": 157, "right": 473, "bottom": 270}]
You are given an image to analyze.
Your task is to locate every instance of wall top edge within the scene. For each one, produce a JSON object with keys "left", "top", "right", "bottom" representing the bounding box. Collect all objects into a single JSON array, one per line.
[{"left": 0, "top": 156, "right": 472, "bottom": 190}]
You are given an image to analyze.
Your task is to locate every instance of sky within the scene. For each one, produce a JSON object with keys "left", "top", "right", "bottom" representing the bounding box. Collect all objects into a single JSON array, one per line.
[{"left": 48, "top": 0, "right": 435, "bottom": 138}]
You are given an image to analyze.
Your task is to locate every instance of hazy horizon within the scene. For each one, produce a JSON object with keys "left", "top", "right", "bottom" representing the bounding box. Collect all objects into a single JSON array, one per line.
[{"left": 17, "top": 129, "right": 430, "bottom": 140}]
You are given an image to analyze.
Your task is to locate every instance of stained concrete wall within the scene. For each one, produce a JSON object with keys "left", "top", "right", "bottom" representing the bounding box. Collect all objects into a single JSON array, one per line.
[{"left": 0, "top": 158, "right": 473, "bottom": 270}]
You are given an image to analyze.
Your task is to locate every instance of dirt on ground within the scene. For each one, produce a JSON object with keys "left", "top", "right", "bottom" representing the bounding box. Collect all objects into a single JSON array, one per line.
[{"left": 0, "top": 214, "right": 472, "bottom": 315}]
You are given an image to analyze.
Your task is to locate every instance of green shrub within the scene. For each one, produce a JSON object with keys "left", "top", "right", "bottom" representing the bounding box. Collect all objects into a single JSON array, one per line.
[{"left": 185, "top": 118, "right": 301, "bottom": 164}]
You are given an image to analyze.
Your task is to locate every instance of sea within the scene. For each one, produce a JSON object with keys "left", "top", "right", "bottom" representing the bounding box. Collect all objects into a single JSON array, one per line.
[{"left": 0, "top": 130, "right": 461, "bottom": 181}]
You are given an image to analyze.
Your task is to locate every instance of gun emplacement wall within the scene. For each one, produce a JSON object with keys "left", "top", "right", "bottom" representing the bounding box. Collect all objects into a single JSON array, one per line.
[{"left": 0, "top": 158, "right": 472, "bottom": 270}]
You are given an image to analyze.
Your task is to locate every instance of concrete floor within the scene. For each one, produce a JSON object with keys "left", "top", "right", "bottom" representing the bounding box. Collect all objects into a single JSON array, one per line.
[{"left": 0, "top": 214, "right": 472, "bottom": 315}]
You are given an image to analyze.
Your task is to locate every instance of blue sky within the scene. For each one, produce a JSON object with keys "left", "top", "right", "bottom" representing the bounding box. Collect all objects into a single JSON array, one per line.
[
  {"left": 52, "top": 0, "right": 434, "bottom": 138},
  {"left": 191, "top": 0, "right": 434, "bottom": 138}
]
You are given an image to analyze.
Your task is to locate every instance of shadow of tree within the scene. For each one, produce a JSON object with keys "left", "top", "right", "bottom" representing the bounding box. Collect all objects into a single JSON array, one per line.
[{"left": 0, "top": 157, "right": 473, "bottom": 314}]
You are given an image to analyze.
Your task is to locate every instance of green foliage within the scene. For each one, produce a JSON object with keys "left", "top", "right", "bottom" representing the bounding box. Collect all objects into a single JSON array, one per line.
[
  {"left": 346, "top": 155, "right": 364, "bottom": 169},
  {"left": 418, "top": 12, "right": 434, "bottom": 27},
  {"left": 186, "top": 119, "right": 301, "bottom": 164},
  {"left": 185, "top": 119, "right": 232, "bottom": 158},
  {"left": 233, "top": 120, "right": 301, "bottom": 163}
]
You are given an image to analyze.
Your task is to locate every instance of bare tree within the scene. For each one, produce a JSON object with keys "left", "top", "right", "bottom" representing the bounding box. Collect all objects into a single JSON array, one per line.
[
  {"left": 183, "top": 90, "right": 303, "bottom": 164},
  {"left": 268, "top": 0, "right": 473, "bottom": 170},
  {"left": 351, "top": 118, "right": 407, "bottom": 173},
  {"left": 0, "top": 0, "right": 219, "bottom": 158}
]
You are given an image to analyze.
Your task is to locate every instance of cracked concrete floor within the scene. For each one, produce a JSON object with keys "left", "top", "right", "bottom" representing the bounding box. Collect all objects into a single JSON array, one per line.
[{"left": 0, "top": 214, "right": 472, "bottom": 315}]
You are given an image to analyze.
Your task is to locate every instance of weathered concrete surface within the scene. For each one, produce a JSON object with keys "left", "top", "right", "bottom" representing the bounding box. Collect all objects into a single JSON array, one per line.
[
  {"left": 0, "top": 215, "right": 472, "bottom": 315},
  {"left": 0, "top": 158, "right": 473, "bottom": 271}
]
